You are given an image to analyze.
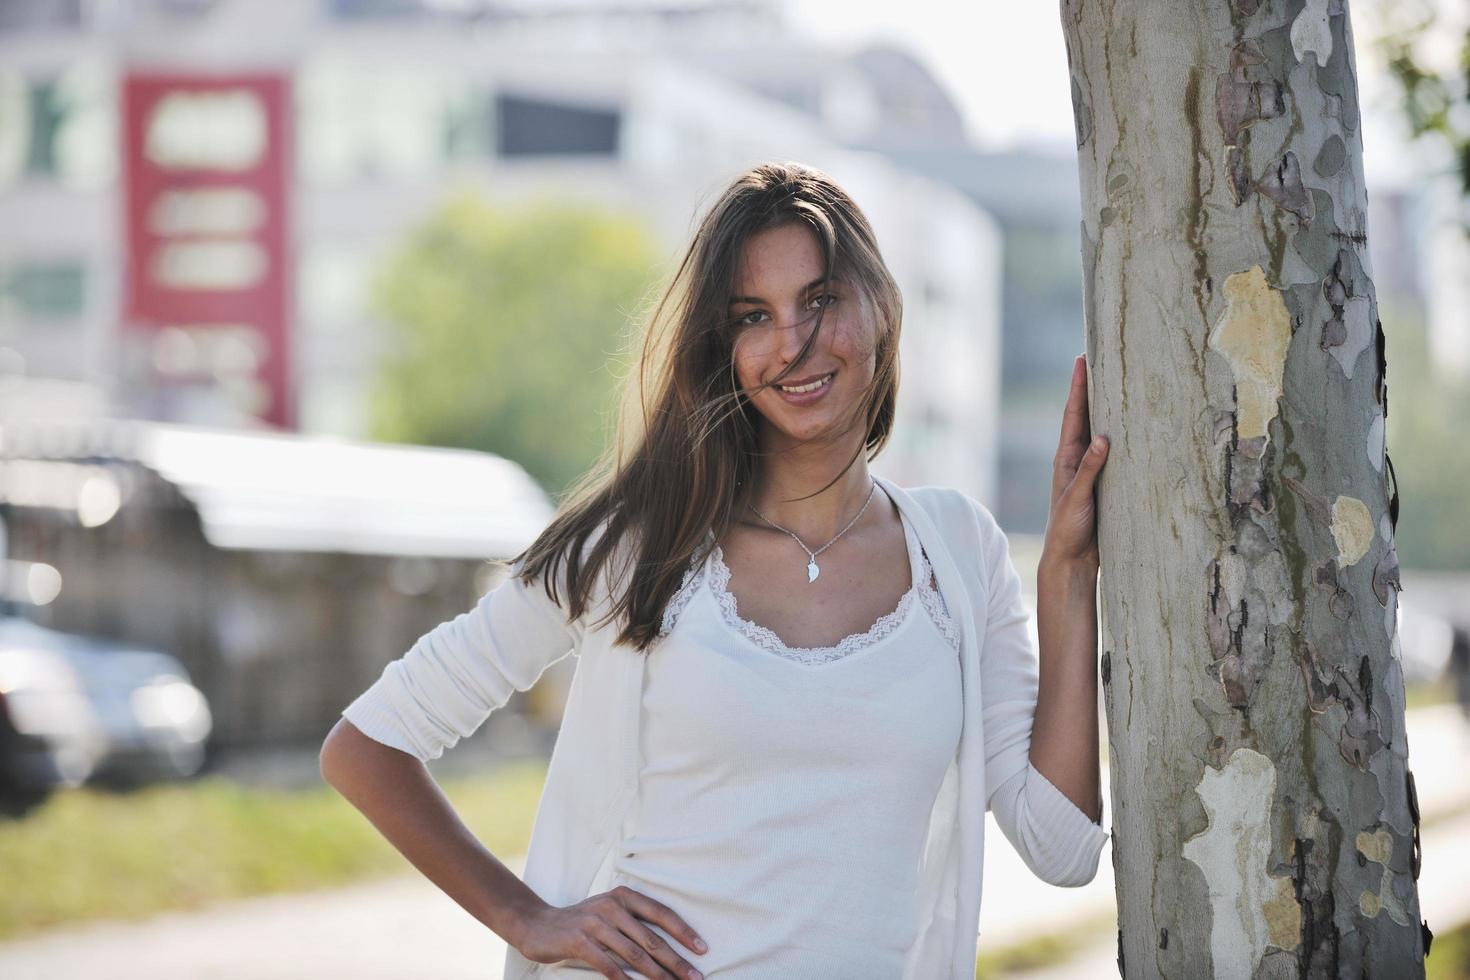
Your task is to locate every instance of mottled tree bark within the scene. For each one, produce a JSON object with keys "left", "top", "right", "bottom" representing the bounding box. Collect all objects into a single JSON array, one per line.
[{"left": 1060, "top": 1, "right": 1425, "bottom": 976}]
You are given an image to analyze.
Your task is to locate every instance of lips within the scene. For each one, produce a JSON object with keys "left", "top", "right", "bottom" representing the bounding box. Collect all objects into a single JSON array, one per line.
[
  {"left": 770, "top": 371, "right": 836, "bottom": 406},
  {"left": 777, "top": 372, "right": 833, "bottom": 387}
]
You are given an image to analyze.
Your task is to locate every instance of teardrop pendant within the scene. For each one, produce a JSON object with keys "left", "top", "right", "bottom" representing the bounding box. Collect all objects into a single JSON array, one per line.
[{"left": 807, "top": 559, "right": 820, "bottom": 583}]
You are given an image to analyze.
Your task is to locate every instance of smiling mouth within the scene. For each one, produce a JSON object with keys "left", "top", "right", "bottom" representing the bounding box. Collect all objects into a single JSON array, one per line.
[{"left": 775, "top": 372, "right": 834, "bottom": 394}]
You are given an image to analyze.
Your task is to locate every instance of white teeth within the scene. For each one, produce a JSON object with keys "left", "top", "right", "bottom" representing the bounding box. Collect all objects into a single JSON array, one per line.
[{"left": 778, "top": 373, "right": 833, "bottom": 394}]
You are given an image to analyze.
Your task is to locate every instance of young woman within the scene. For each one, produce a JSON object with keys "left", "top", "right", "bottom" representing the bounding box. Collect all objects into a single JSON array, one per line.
[{"left": 320, "top": 162, "right": 1111, "bottom": 980}]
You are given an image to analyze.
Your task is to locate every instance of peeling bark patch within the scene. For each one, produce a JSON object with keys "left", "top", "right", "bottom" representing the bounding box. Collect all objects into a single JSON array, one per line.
[
  {"left": 1291, "top": 189, "right": 1342, "bottom": 278},
  {"left": 1325, "top": 296, "right": 1372, "bottom": 378},
  {"left": 1314, "top": 134, "right": 1346, "bottom": 177},
  {"left": 1290, "top": 0, "right": 1332, "bottom": 67},
  {"left": 1216, "top": 40, "right": 1285, "bottom": 146},
  {"left": 1207, "top": 541, "right": 1292, "bottom": 709},
  {"left": 1330, "top": 496, "right": 1372, "bottom": 567},
  {"left": 1264, "top": 875, "right": 1304, "bottom": 949},
  {"left": 1182, "top": 748, "right": 1302, "bottom": 976},
  {"left": 1283, "top": 475, "right": 1333, "bottom": 528},
  {"left": 1321, "top": 251, "right": 1373, "bottom": 378},
  {"left": 1208, "top": 266, "right": 1291, "bottom": 442},
  {"left": 1356, "top": 830, "right": 1411, "bottom": 925},
  {"left": 1372, "top": 546, "right": 1401, "bottom": 606},
  {"left": 1366, "top": 413, "right": 1384, "bottom": 472},
  {"left": 1301, "top": 643, "right": 1388, "bottom": 770},
  {"left": 1316, "top": 8, "right": 1361, "bottom": 133},
  {"left": 1226, "top": 147, "right": 1252, "bottom": 206},
  {"left": 1070, "top": 74, "right": 1093, "bottom": 148},
  {"left": 1254, "top": 151, "right": 1315, "bottom": 224},
  {"left": 1312, "top": 560, "right": 1355, "bottom": 620}
]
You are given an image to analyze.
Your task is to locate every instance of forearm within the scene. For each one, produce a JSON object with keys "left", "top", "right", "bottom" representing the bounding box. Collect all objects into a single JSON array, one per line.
[
  {"left": 1028, "top": 558, "right": 1103, "bottom": 823},
  {"left": 319, "top": 718, "right": 545, "bottom": 948}
]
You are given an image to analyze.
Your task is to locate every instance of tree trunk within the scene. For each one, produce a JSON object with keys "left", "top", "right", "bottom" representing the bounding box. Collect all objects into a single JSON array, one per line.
[{"left": 1060, "top": 1, "right": 1426, "bottom": 976}]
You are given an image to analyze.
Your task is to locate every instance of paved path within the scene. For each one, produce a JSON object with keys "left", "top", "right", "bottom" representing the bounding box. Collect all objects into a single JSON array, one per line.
[
  {"left": 0, "top": 861, "right": 525, "bottom": 980},
  {"left": 1, "top": 708, "right": 1465, "bottom": 979}
]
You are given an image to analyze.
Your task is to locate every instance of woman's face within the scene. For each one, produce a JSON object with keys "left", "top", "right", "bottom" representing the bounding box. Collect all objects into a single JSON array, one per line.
[{"left": 729, "top": 222, "right": 879, "bottom": 450}]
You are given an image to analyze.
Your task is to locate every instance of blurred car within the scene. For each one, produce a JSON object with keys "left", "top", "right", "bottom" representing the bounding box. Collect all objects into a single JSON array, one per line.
[{"left": 0, "top": 617, "right": 212, "bottom": 814}]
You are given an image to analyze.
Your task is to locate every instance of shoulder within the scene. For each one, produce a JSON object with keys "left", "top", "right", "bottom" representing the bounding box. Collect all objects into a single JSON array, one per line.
[
  {"left": 887, "top": 482, "right": 1014, "bottom": 601},
  {"left": 894, "top": 483, "right": 1004, "bottom": 542},
  {"left": 512, "top": 516, "right": 630, "bottom": 625}
]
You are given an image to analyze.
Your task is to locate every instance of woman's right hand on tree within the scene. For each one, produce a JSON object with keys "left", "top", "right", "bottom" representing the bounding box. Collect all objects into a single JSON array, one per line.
[{"left": 512, "top": 886, "right": 708, "bottom": 980}]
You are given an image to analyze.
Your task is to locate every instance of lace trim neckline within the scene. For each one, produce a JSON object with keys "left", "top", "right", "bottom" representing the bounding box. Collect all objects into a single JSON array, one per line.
[
  {"left": 705, "top": 543, "right": 927, "bottom": 665},
  {"left": 658, "top": 500, "right": 962, "bottom": 663}
]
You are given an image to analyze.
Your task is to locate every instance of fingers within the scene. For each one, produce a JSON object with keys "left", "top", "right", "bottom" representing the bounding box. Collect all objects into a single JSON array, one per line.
[
  {"left": 613, "top": 886, "right": 707, "bottom": 957},
  {"left": 1052, "top": 355, "right": 1096, "bottom": 508},
  {"left": 572, "top": 933, "right": 633, "bottom": 979},
  {"left": 1056, "top": 354, "right": 1093, "bottom": 457},
  {"left": 1063, "top": 435, "right": 1109, "bottom": 500},
  {"left": 598, "top": 905, "right": 700, "bottom": 980},
  {"left": 590, "top": 916, "right": 681, "bottom": 980}
]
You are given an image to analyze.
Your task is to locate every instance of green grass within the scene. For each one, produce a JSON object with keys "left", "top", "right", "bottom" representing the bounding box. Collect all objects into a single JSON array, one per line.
[
  {"left": 1407, "top": 679, "right": 1459, "bottom": 712},
  {"left": 0, "top": 759, "right": 547, "bottom": 942},
  {"left": 975, "top": 912, "right": 1116, "bottom": 978},
  {"left": 1429, "top": 918, "right": 1470, "bottom": 980}
]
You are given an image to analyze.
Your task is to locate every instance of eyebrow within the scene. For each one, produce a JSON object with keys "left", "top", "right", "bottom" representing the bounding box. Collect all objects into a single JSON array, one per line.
[{"left": 728, "top": 276, "right": 833, "bottom": 307}]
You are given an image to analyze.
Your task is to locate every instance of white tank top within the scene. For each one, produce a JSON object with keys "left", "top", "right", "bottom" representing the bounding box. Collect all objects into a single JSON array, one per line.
[{"left": 542, "top": 503, "right": 962, "bottom": 978}]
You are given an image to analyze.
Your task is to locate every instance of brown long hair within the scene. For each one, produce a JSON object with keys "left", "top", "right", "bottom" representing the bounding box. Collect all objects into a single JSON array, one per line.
[{"left": 507, "top": 161, "right": 903, "bottom": 651}]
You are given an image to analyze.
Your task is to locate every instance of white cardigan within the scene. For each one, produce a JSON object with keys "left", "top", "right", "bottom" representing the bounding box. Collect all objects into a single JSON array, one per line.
[{"left": 343, "top": 477, "right": 1110, "bottom": 979}]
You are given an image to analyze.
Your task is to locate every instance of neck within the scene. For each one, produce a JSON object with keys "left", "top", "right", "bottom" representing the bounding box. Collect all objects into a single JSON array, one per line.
[{"left": 747, "top": 430, "right": 876, "bottom": 543}]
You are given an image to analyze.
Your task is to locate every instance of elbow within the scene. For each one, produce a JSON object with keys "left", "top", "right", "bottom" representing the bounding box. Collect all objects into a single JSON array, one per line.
[
  {"left": 318, "top": 717, "right": 425, "bottom": 790},
  {"left": 1032, "top": 847, "right": 1103, "bottom": 888},
  {"left": 318, "top": 718, "right": 353, "bottom": 789},
  {"left": 1041, "top": 863, "right": 1099, "bottom": 889}
]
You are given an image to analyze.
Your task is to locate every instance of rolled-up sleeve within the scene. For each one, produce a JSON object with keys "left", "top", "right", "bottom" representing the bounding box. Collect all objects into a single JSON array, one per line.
[
  {"left": 974, "top": 502, "right": 1108, "bottom": 887},
  {"left": 988, "top": 762, "right": 1109, "bottom": 887},
  {"left": 341, "top": 568, "right": 582, "bottom": 762}
]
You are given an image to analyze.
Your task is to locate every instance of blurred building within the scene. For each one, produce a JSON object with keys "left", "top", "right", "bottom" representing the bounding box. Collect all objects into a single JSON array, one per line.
[
  {"left": 0, "top": 410, "right": 554, "bottom": 746},
  {"left": 0, "top": 0, "right": 1021, "bottom": 751},
  {"left": 0, "top": 0, "right": 1006, "bottom": 504}
]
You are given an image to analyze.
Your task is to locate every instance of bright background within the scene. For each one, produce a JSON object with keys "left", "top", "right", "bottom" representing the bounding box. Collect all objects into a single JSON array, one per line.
[{"left": 0, "top": 1, "right": 1467, "bottom": 977}]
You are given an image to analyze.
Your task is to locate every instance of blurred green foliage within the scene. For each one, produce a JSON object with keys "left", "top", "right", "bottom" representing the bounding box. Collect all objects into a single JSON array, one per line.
[
  {"left": 1377, "top": 2, "right": 1470, "bottom": 210},
  {"left": 1385, "top": 311, "right": 1470, "bottom": 571},
  {"left": 973, "top": 912, "right": 1115, "bottom": 979},
  {"left": 0, "top": 762, "right": 546, "bottom": 940},
  {"left": 368, "top": 193, "right": 661, "bottom": 496}
]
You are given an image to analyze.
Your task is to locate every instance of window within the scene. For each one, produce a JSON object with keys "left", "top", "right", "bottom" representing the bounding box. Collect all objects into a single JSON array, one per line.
[
  {"left": 0, "top": 67, "right": 114, "bottom": 189},
  {"left": 0, "top": 261, "right": 86, "bottom": 319},
  {"left": 495, "top": 93, "right": 619, "bottom": 157}
]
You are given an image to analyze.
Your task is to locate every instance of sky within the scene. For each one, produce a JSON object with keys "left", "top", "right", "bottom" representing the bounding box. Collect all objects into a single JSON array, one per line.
[
  {"left": 784, "top": 0, "right": 1468, "bottom": 190},
  {"left": 786, "top": 0, "right": 1077, "bottom": 151}
]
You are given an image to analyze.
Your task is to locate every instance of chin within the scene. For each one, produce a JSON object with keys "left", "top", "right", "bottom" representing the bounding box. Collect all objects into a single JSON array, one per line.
[
  {"left": 767, "top": 414, "right": 851, "bottom": 447},
  {"left": 754, "top": 393, "right": 865, "bottom": 446}
]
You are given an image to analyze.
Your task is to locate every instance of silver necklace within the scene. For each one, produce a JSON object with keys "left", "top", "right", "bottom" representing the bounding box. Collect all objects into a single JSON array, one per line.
[{"left": 748, "top": 480, "right": 878, "bottom": 584}]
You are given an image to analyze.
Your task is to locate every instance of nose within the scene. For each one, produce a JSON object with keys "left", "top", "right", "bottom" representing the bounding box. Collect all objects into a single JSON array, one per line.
[{"left": 775, "top": 307, "right": 820, "bottom": 363}]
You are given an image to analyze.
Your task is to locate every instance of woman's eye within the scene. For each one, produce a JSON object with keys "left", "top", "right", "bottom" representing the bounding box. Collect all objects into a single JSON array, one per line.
[
  {"left": 737, "top": 310, "right": 768, "bottom": 326},
  {"left": 808, "top": 293, "right": 838, "bottom": 309}
]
